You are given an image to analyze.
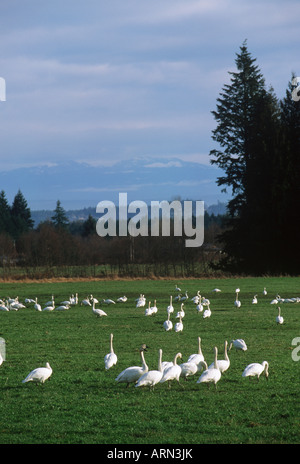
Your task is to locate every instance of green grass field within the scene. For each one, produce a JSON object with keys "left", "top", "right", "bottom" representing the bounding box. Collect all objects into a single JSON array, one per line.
[{"left": 0, "top": 276, "right": 299, "bottom": 444}]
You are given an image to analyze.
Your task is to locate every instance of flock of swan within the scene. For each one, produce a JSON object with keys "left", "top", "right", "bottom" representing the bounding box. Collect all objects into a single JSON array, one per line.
[{"left": 0, "top": 283, "right": 294, "bottom": 388}]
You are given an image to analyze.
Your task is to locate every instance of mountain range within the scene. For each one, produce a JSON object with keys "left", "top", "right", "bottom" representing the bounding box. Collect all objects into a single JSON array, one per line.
[{"left": 0, "top": 157, "right": 231, "bottom": 215}]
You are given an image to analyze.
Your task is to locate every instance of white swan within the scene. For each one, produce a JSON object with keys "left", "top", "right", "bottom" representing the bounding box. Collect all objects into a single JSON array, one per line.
[
  {"left": 150, "top": 300, "right": 158, "bottom": 314},
  {"left": 167, "top": 296, "right": 174, "bottom": 314},
  {"left": 34, "top": 297, "right": 42, "bottom": 312},
  {"left": 42, "top": 301, "right": 55, "bottom": 311},
  {"left": 0, "top": 300, "right": 9, "bottom": 311},
  {"left": 242, "top": 361, "right": 269, "bottom": 380},
  {"left": 145, "top": 301, "right": 153, "bottom": 316},
  {"left": 174, "top": 314, "right": 183, "bottom": 332},
  {"left": 22, "top": 362, "right": 52, "bottom": 384},
  {"left": 187, "top": 337, "right": 205, "bottom": 371},
  {"left": 104, "top": 333, "right": 118, "bottom": 370},
  {"left": 208, "top": 340, "right": 230, "bottom": 373},
  {"left": 160, "top": 352, "right": 182, "bottom": 388},
  {"left": 252, "top": 295, "right": 258, "bottom": 304},
  {"left": 234, "top": 291, "right": 241, "bottom": 308},
  {"left": 197, "top": 346, "right": 221, "bottom": 389},
  {"left": 276, "top": 307, "right": 284, "bottom": 325},
  {"left": 135, "top": 349, "right": 163, "bottom": 390},
  {"left": 55, "top": 304, "right": 70, "bottom": 311},
  {"left": 115, "top": 345, "right": 148, "bottom": 387},
  {"left": 180, "top": 291, "right": 189, "bottom": 302},
  {"left": 81, "top": 297, "right": 91, "bottom": 306},
  {"left": 180, "top": 361, "right": 198, "bottom": 380},
  {"left": 163, "top": 312, "right": 173, "bottom": 331},
  {"left": 203, "top": 304, "right": 211, "bottom": 319},
  {"left": 176, "top": 303, "right": 185, "bottom": 319},
  {"left": 263, "top": 287, "right": 267, "bottom": 296},
  {"left": 92, "top": 299, "right": 107, "bottom": 317},
  {"left": 196, "top": 295, "right": 203, "bottom": 312},
  {"left": 229, "top": 338, "right": 247, "bottom": 352},
  {"left": 117, "top": 295, "right": 127, "bottom": 303},
  {"left": 102, "top": 298, "right": 116, "bottom": 305}
]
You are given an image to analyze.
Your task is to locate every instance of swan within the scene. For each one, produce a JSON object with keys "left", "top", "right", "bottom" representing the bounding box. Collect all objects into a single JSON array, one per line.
[
  {"left": 0, "top": 300, "right": 9, "bottom": 311},
  {"left": 81, "top": 297, "right": 91, "bottom": 306},
  {"left": 191, "top": 291, "right": 201, "bottom": 303},
  {"left": 188, "top": 337, "right": 205, "bottom": 371},
  {"left": 167, "top": 296, "right": 174, "bottom": 314},
  {"left": 208, "top": 340, "right": 230, "bottom": 373},
  {"left": 203, "top": 304, "right": 211, "bottom": 319},
  {"left": 136, "top": 295, "right": 146, "bottom": 308},
  {"left": 176, "top": 303, "right": 185, "bottom": 319},
  {"left": 44, "top": 296, "right": 55, "bottom": 306},
  {"left": 229, "top": 338, "right": 247, "bottom": 352},
  {"left": 160, "top": 352, "right": 182, "bottom": 388},
  {"left": 180, "top": 291, "right": 189, "bottom": 302},
  {"left": 92, "top": 300, "right": 107, "bottom": 317},
  {"left": 102, "top": 298, "right": 116, "bottom": 305},
  {"left": 252, "top": 295, "right": 258, "bottom": 304},
  {"left": 197, "top": 346, "right": 221, "bottom": 389},
  {"left": 175, "top": 285, "right": 181, "bottom": 292},
  {"left": 55, "top": 304, "right": 70, "bottom": 311},
  {"left": 163, "top": 312, "right": 173, "bottom": 331},
  {"left": 34, "top": 298, "right": 42, "bottom": 312},
  {"left": 135, "top": 349, "right": 163, "bottom": 390},
  {"left": 212, "top": 288, "right": 221, "bottom": 292},
  {"left": 180, "top": 361, "right": 198, "bottom": 380},
  {"left": 70, "top": 293, "right": 78, "bottom": 305},
  {"left": 145, "top": 301, "right": 153, "bottom": 316},
  {"left": 22, "top": 362, "right": 52, "bottom": 384},
  {"left": 115, "top": 345, "right": 148, "bottom": 387},
  {"left": 42, "top": 301, "right": 55, "bottom": 311},
  {"left": 242, "top": 361, "right": 269, "bottom": 381},
  {"left": 117, "top": 295, "right": 127, "bottom": 303},
  {"left": 263, "top": 287, "right": 267, "bottom": 296},
  {"left": 234, "top": 291, "right": 241, "bottom": 308},
  {"left": 196, "top": 295, "right": 203, "bottom": 312},
  {"left": 150, "top": 300, "right": 158, "bottom": 314},
  {"left": 174, "top": 314, "right": 183, "bottom": 332},
  {"left": 276, "top": 307, "right": 284, "bottom": 325},
  {"left": 104, "top": 333, "right": 118, "bottom": 370},
  {"left": 270, "top": 295, "right": 280, "bottom": 304}
]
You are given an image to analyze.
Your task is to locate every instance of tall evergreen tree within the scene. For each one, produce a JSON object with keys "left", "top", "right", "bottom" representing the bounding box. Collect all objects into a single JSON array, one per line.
[
  {"left": 0, "top": 190, "right": 14, "bottom": 236},
  {"left": 209, "top": 41, "right": 282, "bottom": 273},
  {"left": 10, "top": 190, "right": 34, "bottom": 239},
  {"left": 278, "top": 74, "right": 300, "bottom": 272},
  {"left": 51, "top": 200, "right": 69, "bottom": 230}
]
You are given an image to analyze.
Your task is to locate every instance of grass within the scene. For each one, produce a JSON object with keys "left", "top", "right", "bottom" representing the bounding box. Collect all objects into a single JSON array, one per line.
[{"left": 0, "top": 276, "right": 299, "bottom": 444}]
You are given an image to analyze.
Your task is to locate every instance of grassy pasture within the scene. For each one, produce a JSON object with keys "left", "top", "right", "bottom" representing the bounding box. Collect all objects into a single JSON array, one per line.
[{"left": 0, "top": 276, "right": 299, "bottom": 444}]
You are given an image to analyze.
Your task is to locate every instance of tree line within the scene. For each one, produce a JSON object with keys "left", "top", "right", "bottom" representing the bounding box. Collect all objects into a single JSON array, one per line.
[
  {"left": 0, "top": 192, "right": 224, "bottom": 277},
  {"left": 209, "top": 40, "right": 300, "bottom": 275}
]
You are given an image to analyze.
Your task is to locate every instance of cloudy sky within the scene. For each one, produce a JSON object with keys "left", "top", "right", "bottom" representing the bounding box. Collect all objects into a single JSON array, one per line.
[{"left": 0, "top": 0, "right": 299, "bottom": 208}]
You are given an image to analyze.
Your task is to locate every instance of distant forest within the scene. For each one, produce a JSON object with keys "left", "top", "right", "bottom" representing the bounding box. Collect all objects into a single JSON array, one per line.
[{"left": 0, "top": 190, "right": 226, "bottom": 279}]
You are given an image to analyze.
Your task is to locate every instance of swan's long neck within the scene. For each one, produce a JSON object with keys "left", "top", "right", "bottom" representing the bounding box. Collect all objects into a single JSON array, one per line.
[
  {"left": 110, "top": 334, "right": 114, "bottom": 353},
  {"left": 198, "top": 337, "right": 202, "bottom": 355},
  {"left": 224, "top": 341, "right": 229, "bottom": 361},
  {"left": 214, "top": 347, "right": 218, "bottom": 369},
  {"left": 173, "top": 352, "right": 181, "bottom": 365},
  {"left": 140, "top": 350, "right": 148, "bottom": 371},
  {"left": 158, "top": 349, "right": 163, "bottom": 372}
]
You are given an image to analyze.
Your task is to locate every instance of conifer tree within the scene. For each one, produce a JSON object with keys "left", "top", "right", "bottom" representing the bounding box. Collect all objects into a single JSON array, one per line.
[
  {"left": 0, "top": 190, "right": 13, "bottom": 236},
  {"left": 209, "top": 41, "right": 282, "bottom": 272},
  {"left": 10, "top": 189, "right": 34, "bottom": 239},
  {"left": 51, "top": 200, "right": 69, "bottom": 230}
]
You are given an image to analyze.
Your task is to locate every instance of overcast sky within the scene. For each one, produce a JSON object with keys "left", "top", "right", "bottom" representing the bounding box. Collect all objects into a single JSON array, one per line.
[{"left": 0, "top": 0, "right": 299, "bottom": 173}]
